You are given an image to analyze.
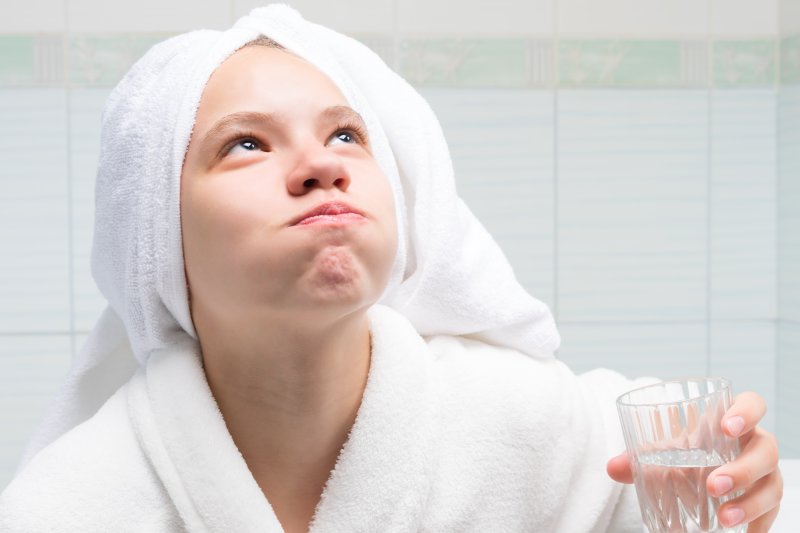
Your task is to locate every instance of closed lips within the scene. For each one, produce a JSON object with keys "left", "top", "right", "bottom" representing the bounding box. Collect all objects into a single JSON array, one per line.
[{"left": 291, "top": 201, "right": 364, "bottom": 225}]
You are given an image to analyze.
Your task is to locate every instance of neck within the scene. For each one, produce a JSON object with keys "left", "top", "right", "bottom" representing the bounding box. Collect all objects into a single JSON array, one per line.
[{"left": 195, "top": 305, "right": 372, "bottom": 498}]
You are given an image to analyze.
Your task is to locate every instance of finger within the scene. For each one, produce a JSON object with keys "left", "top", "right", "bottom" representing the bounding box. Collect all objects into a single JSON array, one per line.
[
  {"left": 746, "top": 504, "right": 780, "bottom": 533},
  {"left": 722, "top": 391, "right": 766, "bottom": 439},
  {"left": 716, "top": 470, "right": 783, "bottom": 529},
  {"left": 708, "top": 427, "right": 779, "bottom": 498},
  {"left": 606, "top": 452, "right": 634, "bottom": 484}
]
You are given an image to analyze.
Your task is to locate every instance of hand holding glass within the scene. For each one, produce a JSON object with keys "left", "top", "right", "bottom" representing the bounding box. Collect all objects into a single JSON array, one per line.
[{"left": 616, "top": 378, "right": 744, "bottom": 533}]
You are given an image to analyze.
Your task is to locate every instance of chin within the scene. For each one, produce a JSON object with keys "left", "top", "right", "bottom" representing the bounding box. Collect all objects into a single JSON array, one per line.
[{"left": 301, "top": 239, "right": 394, "bottom": 309}]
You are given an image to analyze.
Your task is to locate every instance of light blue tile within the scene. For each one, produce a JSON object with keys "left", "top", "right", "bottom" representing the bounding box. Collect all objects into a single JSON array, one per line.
[
  {"left": 710, "top": 320, "right": 776, "bottom": 434},
  {"left": 0, "top": 334, "right": 72, "bottom": 491},
  {"left": 711, "top": 90, "right": 777, "bottom": 320},
  {"left": 69, "top": 89, "right": 111, "bottom": 331},
  {"left": 0, "top": 89, "right": 70, "bottom": 333},
  {"left": 556, "top": 321, "right": 707, "bottom": 380},
  {"left": 779, "top": 86, "right": 800, "bottom": 322},
  {"left": 420, "top": 88, "right": 556, "bottom": 307},
  {"left": 777, "top": 320, "right": 800, "bottom": 458},
  {"left": 557, "top": 90, "right": 708, "bottom": 322}
]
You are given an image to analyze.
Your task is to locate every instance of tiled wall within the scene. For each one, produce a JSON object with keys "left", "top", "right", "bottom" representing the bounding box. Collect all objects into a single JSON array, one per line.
[
  {"left": 0, "top": 0, "right": 797, "bottom": 490},
  {"left": 779, "top": 0, "right": 800, "bottom": 466}
]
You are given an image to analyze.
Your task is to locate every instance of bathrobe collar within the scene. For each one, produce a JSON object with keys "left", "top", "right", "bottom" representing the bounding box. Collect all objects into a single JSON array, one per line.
[{"left": 127, "top": 304, "right": 435, "bottom": 532}]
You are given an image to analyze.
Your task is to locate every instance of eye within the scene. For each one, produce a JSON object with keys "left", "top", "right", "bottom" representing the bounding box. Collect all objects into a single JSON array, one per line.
[
  {"left": 330, "top": 131, "right": 356, "bottom": 145},
  {"left": 228, "top": 137, "right": 261, "bottom": 154},
  {"left": 328, "top": 121, "right": 368, "bottom": 147},
  {"left": 219, "top": 129, "right": 266, "bottom": 158}
]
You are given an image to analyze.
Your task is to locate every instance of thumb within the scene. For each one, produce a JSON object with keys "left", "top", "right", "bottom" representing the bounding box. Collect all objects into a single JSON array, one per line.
[{"left": 606, "top": 452, "right": 634, "bottom": 484}]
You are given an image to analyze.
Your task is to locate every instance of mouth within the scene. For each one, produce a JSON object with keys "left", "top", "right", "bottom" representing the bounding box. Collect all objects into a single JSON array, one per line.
[{"left": 291, "top": 201, "right": 366, "bottom": 227}]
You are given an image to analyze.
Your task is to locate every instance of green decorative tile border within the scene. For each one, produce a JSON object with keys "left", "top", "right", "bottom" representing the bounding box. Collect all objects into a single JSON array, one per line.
[
  {"left": 782, "top": 34, "right": 800, "bottom": 86},
  {"left": 714, "top": 40, "right": 777, "bottom": 88},
  {"left": 558, "top": 40, "right": 706, "bottom": 88},
  {"left": 399, "top": 39, "right": 534, "bottom": 88},
  {"left": 0, "top": 35, "right": 63, "bottom": 85},
  {"left": 0, "top": 34, "right": 787, "bottom": 89},
  {"left": 0, "top": 36, "right": 35, "bottom": 85},
  {"left": 68, "top": 34, "right": 172, "bottom": 87}
]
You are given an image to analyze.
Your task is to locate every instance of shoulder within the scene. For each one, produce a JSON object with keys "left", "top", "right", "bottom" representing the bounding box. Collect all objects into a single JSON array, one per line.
[
  {"left": 423, "top": 333, "right": 584, "bottom": 458},
  {"left": 426, "top": 334, "right": 573, "bottom": 411},
  {"left": 0, "top": 383, "right": 181, "bottom": 532},
  {"left": 426, "top": 333, "right": 647, "bottom": 417},
  {"left": 423, "top": 334, "right": 645, "bottom": 459}
]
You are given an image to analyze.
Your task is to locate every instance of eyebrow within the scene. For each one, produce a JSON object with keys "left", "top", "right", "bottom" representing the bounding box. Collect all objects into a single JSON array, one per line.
[{"left": 199, "top": 105, "right": 369, "bottom": 153}]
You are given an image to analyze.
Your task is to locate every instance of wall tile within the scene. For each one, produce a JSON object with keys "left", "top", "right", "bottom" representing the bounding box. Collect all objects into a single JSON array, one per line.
[
  {"left": 235, "top": 0, "right": 394, "bottom": 34},
  {"left": 0, "top": 89, "right": 70, "bottom": 333},
  {"left": 711, "top": 0, "right": 779, "bottom": 37},
  {"left": 711, "top": 90, "right": 777, "bottom": 320},
  {"left": 397, "top": 0, "right": 553, "bottom": 36},
  {"left": 780, "top": 0, "right": 800, "bottom": 35},
  {"left": 0, "top": 35, "right": 64, "bottom": 87},
  {"left": 557, "top": 90, "right": 708, "bottom": 322},
  {"left": 782, "top": 34, "right": 800, "bottom": 85},
  {"left": 557, "top": 0, "right": 708, "bottom": 38},
  {"left": 0, "top": 334, "right": 72, "bottom": 491},
  {"left": 420, "top": 89, "right": 556, "bottom": 308},
  {"left": 68, "top": 0, "right": 231, "bottom": 32},
  {"left": 556, "top": 321, "right": 707, "bottom": 380},
  {"left": 69, "top": 89, "right": 110, "bottom": 331},
  {"left": 0, "top": 0, "right": 65, "bottom": 32},
  {"left": 777, "top": 320, "right": 800, "bottom": 457},
  {"left": 68, "top": 34, "right": 173, "bottom": 88},
  {"left": 713, "top": 40, "right": 778, "bottom": 87},
  {"left": 0, "top": 36, "right": 34, "bottom": 85},
  {"left": 400, "top": 39, "right": 538, "bottom": 88},
  {"left": 558, "top": 40, "right": 708, "bottom": 88},
  {"left": 779, "top": 86, "right": 800, "bottom": 321},
  {"left": 710, "top": 320, "right": 776, "bottom": 433}
]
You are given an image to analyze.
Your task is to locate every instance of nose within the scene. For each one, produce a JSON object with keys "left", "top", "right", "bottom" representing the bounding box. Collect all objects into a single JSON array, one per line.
[{"left": 286, "top": 141, "right": 352, "bottom": 196}]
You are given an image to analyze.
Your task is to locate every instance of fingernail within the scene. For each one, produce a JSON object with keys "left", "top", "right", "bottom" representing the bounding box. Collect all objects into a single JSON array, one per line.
[
  {"left": 713, "top": 475, "right": 733, "bottom": 496},
  {"left": 722, "top": 507, "right": 745, "bottom": 527},
  {"left": 726, "top": 416, "right": 745, "bottom": 437}
]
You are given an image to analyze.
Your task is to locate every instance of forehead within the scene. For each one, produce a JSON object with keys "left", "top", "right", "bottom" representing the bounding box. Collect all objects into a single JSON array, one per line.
[{"left": 196, "top": 46, "right": 349, "bottom": 121}]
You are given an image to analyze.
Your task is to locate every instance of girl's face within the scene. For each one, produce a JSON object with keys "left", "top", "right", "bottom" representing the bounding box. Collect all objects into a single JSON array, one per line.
[{"left": 180, "top": 45, "right": 398, "bottom": 325}]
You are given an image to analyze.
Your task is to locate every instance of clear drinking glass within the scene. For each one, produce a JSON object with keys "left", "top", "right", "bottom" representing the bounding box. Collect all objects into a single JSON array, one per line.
[{"left": 616, "top": 378, "right": 744, "bottom": 533}]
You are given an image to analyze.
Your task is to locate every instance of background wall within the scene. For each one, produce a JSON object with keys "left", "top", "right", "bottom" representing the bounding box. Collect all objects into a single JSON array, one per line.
[
  {"left": 779, "top": 0, "right": 800, "bottom": 471},
  {"left": 0, "top": 0, "right": 797, "bottom": 489}
]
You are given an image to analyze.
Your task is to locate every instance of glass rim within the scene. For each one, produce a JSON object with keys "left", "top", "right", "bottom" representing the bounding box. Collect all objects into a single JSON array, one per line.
[{"left": 616, "top": 376, "right": 732, "bottom": 408}]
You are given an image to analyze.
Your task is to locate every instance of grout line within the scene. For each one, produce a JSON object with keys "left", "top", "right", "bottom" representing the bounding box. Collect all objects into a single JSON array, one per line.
[
  {"left": 557, "top": 318, "right": 780, "bottom": 326},
  {"left": 65, "top": 0, "right": 76, "bottom": 362},
  {"left": 706, "top": 0, "right": 713, "bottom": 378},
  {"left": 0, "top": 331, "right": 78, "bottom": 337},
  {"left": 775, "top": 20, "right": 782, "bottom": 445},
  {"left": 392, "top": 0, "right": 399, "bottom": 73},
  {"left": 552, "top": 0, "right": 559, "bottom": 326},
  {"left": 65, "top": 88, "right": 76, "bottom": 362}
]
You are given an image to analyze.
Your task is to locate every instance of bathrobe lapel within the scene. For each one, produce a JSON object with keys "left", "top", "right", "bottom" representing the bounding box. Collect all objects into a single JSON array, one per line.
[
  {"left": 127, "top": 304, "right": 435, "bottom": 532},
  {"left": 308, "top": 305, "right": 435, "bottom": 532}
]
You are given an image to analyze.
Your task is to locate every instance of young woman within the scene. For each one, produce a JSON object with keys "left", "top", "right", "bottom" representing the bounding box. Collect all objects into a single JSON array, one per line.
[{"left": 0, "top": 5, "right": 782, "bottom": 532}]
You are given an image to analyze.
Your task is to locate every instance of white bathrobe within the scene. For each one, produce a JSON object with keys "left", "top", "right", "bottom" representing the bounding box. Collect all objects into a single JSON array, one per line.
[{"left": 0, "top": 305, "right": 652, "bottom": 532}]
